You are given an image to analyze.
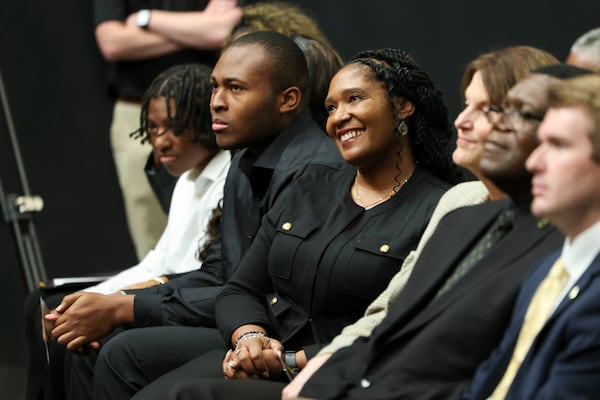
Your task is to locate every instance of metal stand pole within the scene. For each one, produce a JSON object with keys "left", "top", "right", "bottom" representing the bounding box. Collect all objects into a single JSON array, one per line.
[{"left": 0, "top": 68, "right": 47, "bottom": 292}]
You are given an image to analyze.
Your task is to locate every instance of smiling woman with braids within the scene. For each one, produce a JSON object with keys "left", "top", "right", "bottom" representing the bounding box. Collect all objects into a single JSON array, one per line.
[{"left": 124, "top": 48, "right": 464, "bottom": 400}]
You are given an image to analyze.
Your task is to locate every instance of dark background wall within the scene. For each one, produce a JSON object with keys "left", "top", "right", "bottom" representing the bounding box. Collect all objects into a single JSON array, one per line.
[{"left": 1, "top": 0, "right": 598, "bottom": 397}]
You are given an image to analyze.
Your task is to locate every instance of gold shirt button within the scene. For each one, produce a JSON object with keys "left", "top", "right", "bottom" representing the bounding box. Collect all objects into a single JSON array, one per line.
[
  {"left": 379, "top": 244, "right": 390, "bottom": 253},
  {"left": 270, "top": 297, "right": 278, "bottom": 305},
  {"left": 282, "top": 222, "right": 292, "bottom": 231},
  {"left": 568, "top": 286, "right": 580, "bottom": 300},
  {"left": 537, "top": 218, "right": 550, "bottom": 229}
]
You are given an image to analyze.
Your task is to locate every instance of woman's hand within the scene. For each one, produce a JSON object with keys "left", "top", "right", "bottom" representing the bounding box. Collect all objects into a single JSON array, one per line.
[{"left": 223, "top": 336, "right": 284, "bottom": 379}]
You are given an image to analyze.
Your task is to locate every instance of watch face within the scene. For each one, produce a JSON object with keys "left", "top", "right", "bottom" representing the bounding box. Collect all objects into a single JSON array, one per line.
[{"left": 136, "top": 9, "right": 151, "bottom": 28}]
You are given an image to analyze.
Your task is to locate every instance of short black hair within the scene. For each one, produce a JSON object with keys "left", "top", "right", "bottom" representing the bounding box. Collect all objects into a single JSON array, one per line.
[
  {"left": 131, "top": 63, "right": 216, "bottom": 149},
  {"left": 229, "top": 30, "right": 309, "bottom": 95},
  {"left": 533, "top": 63, "right": 593, "bottom": 79}
]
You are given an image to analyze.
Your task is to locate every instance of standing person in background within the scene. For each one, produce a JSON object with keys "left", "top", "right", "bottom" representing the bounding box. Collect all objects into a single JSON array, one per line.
[
  {"left": 228, "top": 1, "right": 328, "bottom": 44},
  {"left": 566, "top": 27, "right": 600, "bottom": 72},
  {"left": 94, "top": 0, "right": 242, "bottom": 260}
]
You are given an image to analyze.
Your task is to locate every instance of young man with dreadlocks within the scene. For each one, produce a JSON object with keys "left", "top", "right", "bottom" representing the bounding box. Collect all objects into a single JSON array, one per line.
[
  {"left": 92, "top": 62, "right": 230, "bottom": 292},
  {"left": 24, "top": 63, "right": 229, "bottom": 400}
]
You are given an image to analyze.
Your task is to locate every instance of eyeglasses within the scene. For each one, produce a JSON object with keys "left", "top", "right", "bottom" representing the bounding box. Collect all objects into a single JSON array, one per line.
[{"left": 482, "top": 103, "right": 544, "bottom": 131}]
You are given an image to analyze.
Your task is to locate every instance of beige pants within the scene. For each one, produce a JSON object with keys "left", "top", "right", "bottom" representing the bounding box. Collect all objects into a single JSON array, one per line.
[{"left": 110, "top": 100, "right": 167, "bottom": 260}]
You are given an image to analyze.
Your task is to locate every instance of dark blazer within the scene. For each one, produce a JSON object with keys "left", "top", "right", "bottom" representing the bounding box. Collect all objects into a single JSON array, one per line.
[
  {"left": 461, "top": 250, "right": 600, "bottom": 400},
  {"left": 215, "top": 165, "right": 449, "bottom": 358},
  {"left": 301, "top": 199, "right": 564, "bottom": 400}
]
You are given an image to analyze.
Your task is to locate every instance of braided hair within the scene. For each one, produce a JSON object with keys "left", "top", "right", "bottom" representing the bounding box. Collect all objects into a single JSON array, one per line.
[
  {"left": 349, "top": 48, "right": 464, "bottom": 184},
  {"left": 130, "top": 63, "right": 216, "bottom": 150}
]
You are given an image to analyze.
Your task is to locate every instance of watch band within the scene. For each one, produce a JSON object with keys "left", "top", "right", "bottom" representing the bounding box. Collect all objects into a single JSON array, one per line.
[{"left": 284, "top": 351, "right": 300, "bottom": 372}]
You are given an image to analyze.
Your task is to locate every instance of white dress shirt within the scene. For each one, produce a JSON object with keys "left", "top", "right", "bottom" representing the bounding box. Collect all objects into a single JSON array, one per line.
[
  {"left": 554, "top": 220, "right": 600, "bottom": 309},
  {"left": 86, "top": 149, "right": 230, "bottom": 294}
]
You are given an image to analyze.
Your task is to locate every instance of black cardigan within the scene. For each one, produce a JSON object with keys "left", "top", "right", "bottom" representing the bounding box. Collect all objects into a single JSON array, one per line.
[{"left": 215, "top": 163, "right": 449, "bottom": 358}]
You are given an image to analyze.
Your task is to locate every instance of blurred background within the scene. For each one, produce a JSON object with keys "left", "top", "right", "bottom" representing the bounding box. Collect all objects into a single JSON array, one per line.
[{"left": 1, "top": 0, "right": 598, "bottom": 396}]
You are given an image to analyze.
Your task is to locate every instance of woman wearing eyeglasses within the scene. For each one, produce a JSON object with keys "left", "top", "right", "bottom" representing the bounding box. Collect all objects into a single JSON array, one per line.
[{"left": 453, "top": 46, "right": 558, "bottom": 200}]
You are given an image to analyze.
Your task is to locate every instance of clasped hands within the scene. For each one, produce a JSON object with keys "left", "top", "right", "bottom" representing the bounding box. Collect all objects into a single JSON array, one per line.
[
  {"left": 44, "top": 291, "right": 130, "bottom": 352},
  {"left": 223, "top": 335, "right": 286, "bottom": 379}
]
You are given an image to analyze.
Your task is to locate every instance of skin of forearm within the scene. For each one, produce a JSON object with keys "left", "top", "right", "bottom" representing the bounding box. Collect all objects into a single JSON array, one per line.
[
  {"left": 147, "top": 10, "right": 241, "bottom": 49},
  {"left": 112, "top": 293, "right": 136, "bottom": 326},
  {"left": 296, "top": 350, "right": 308, "bottom": 369},
  {"left": 95, "top": 21, "right": 182, "bottom": 62}
]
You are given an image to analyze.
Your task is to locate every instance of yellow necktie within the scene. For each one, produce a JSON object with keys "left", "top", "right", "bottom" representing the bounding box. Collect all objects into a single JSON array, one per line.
[{"left": 490, "top": 257, "right": 569, "bottom": 400}]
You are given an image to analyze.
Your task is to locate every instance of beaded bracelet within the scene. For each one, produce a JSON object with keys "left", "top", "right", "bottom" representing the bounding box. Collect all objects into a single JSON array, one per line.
[{"left": 234, "top": 330, "right": 267, "bottom": 349}]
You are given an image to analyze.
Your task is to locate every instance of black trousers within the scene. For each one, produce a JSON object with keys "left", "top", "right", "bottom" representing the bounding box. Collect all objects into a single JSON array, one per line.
[
  {"left": 130, "top": 350, "right": 286, "bottom": 400},
  {"left": 66, "top": 326, "right": 226, "bottom": 400},
  {"left": 167, "top": 377, "right": 286, "bottom": 400}
]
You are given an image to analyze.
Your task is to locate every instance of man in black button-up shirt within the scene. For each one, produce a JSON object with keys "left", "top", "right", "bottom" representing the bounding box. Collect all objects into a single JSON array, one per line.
[{"left": 49, "top": 31, "right": 343, "bottom": 400}]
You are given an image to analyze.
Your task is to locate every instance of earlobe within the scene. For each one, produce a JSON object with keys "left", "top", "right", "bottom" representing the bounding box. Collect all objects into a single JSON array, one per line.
[{"left": 279, "top": 86, "right": 302, "bottom": 114}]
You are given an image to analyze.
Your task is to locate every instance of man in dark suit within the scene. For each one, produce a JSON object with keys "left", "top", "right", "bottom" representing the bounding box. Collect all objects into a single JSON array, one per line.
[
  {"left": 460, "top": 73, "right": 600, "bottom": 399},
  {"left": 157, "top": 68, "right": 585, "bottom": 400}
]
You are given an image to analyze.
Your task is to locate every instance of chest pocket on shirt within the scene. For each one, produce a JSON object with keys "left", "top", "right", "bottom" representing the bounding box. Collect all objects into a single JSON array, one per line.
[
  {"left": 264, "top": 292, "right": 292, "bottom": 319},
  {"left": 343, "top": 236, "right": 414, "bottom": 300},
  {"left": 268, "top": 214, "right": 319, "bottom": 280}
]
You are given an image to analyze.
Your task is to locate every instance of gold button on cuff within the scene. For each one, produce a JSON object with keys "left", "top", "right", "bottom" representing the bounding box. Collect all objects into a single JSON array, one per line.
[
  {"left": 282, "top": 222, "right": 292, "bottom": 231},
  {"left": 537, "top": 218, "right": 550, "bottom": 229},
  {"left": 379, "top": 244, "right": 390, "bottom": 253},
  {"left": 270, "top": 297, "right": 278, "bottom": 305}
]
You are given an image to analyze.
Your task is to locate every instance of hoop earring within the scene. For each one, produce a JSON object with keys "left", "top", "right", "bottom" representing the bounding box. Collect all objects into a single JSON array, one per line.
[{"left": 396, "top": 120, "right": 408, "bottom": 136}]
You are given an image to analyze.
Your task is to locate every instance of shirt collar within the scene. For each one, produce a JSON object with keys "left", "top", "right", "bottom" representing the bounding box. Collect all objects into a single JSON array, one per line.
[
  {"left": 186, "top": 149, "right": 231, "bottom": 194},
  {"left": 238, "top": 110, "right": 316, "bottom": 174},
  {"left": 562, "top": 220, "right": 600, "bottom": 279}
]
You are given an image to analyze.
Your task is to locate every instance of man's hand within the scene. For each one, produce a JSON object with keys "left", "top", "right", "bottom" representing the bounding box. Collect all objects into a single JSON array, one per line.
[
  {"left": 46, "top": 292, "right": 133, "bottom": 351},
  {"left": 281, "top": 353, "right": 332, "bottom": 400}
]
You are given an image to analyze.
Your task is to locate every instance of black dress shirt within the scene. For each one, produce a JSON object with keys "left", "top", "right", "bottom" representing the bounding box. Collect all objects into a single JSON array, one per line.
[
  {"left": 131, "top": 111, "right": 344, "bottom": 327},
  {"left": 216, "top": 164, "right": 450, "bottom": 358}
]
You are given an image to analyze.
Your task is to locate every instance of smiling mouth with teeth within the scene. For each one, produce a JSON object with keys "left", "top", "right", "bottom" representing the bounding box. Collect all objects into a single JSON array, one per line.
[{"left": 339, "top": 130, "right": 363, "bottom": 142}]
